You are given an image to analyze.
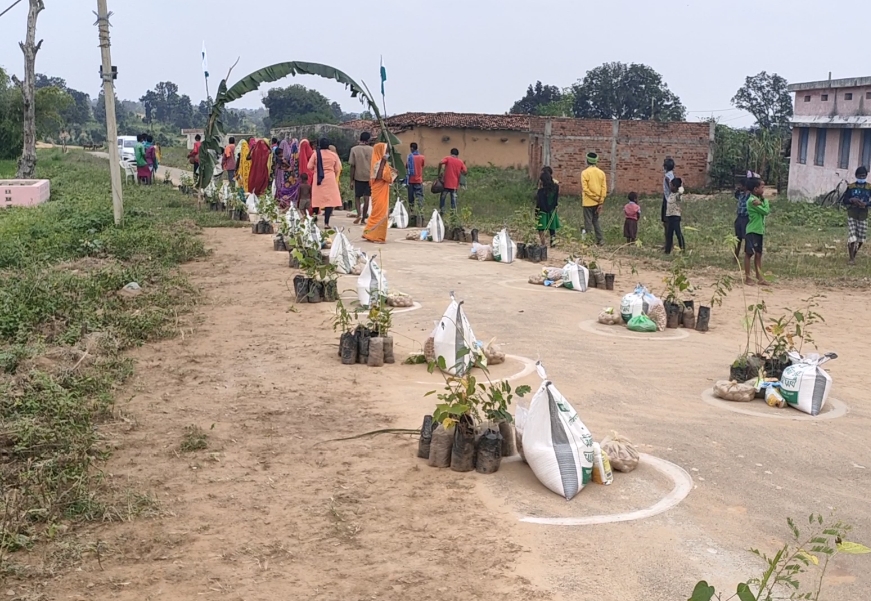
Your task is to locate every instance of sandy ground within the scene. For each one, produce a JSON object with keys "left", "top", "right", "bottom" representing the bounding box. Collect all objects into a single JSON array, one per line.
[{"left": 11, "top": 210, "right": 871, "bottom": 601}]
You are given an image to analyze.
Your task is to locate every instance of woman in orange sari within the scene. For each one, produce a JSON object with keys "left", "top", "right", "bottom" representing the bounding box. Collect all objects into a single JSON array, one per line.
[{"left": 363, "top": 142, "right": 395, "bottom": 244}]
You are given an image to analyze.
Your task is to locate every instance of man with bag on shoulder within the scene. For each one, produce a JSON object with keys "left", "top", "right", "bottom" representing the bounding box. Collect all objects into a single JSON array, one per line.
[
  {"left": 581, "top": 152, "right": 607, "bottom": 246},
  {"left": 437, "top": 148, "right": 467, "bottom": 214}
]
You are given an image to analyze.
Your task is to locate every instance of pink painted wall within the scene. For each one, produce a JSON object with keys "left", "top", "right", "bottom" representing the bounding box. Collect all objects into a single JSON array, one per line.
[
  {"left": 0, "top": 180, "right": 51, "bottom": 208},
  {"left": 788, "top": 128, "right": 869, "bottom": 200},
  {"left": 793, "top": 86, "right": 871, "bottom": 117}
]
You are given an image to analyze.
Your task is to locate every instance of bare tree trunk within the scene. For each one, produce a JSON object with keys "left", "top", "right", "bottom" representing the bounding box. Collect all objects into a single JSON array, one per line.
[{"left": 11, "top": 0, "right": 45, "bottom": 179}]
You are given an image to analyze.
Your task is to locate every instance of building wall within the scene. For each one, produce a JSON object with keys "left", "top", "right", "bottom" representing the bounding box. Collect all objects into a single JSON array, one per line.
[
  {"left": 793, "top": 86, "right": 871, "bottom": 117},
  {"left": 394, "top": 126, "right": 529, "bottom": 169},
  {"left": 528, "top": 118, "right": 714, "bottom": 195},
  {"left": 787, "top": 126, "right": 871, "bottom": 200}
]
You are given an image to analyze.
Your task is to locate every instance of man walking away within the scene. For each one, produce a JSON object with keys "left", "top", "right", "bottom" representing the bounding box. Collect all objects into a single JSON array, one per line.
[
  {"left": 406, "top": 142, "right": 426, "bottom": 208},
  {"left": 662, "top": 157, "right": 675, "bottom": 247},
  {"left": 437, "top": 148, "right": 467, "bottom": 214},
  {"left": 223, "top": 137, "right": 237, "bottom": 188},
  {"left": 349, "top": 132, "right": 374, "bottom": 224},
  {"left": 581, "top": 152, "right": 607, "bottom": 245},
  {"left": 841, "top": 165, "right": 871, "bottom": 265}
]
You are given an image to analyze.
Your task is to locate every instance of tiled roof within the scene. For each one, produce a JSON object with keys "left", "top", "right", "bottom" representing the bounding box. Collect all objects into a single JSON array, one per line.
[{"left": 339, "top": 112, "right": 530, "bottom": 132}]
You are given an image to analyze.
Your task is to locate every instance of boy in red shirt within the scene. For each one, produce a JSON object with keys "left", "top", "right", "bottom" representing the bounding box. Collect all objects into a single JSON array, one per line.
[
  {"left": 623, "top": 192, "right": 640, "bottom": 243},
  {"left": 406, "top": 142, "right": 426, "bottom": 207},
  {"left": 437, "top": 148, "right": 467, "bottom": 214}
]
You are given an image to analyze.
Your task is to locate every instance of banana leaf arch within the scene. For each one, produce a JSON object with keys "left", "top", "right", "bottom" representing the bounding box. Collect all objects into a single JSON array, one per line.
[{"left": 196, "top": 61, "right": 404, "bottom": 190}]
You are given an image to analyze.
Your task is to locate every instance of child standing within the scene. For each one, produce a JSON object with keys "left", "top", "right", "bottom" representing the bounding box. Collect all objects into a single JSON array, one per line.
[
  {"left": 297, "top": 173, "right": 312, "bottom": 215},
  {"left": 623, "top": 192, "right": 641, "bottom": 243},
  {"left": 733, "top": 177, "right": 749, "bottom": 258},
  {"left": 744, "top": 177, "right": 770, "bottom": 285},
  {"left": 664, "top": 178, "right": 685, "bottom": 254}
]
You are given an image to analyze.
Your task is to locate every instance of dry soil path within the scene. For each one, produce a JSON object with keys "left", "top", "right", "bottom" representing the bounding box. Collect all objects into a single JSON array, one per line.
[{"left": 25, "top": 211, "right": 871, "bottom": 601}]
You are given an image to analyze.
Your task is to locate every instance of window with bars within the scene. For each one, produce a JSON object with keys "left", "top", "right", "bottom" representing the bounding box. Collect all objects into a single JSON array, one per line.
[
  {"left": 845, "top": 93, "right": 853, "bottom": 100},
  {"left": 821, "top": 94, "right": 829, "bottom": 101},
  {"left": 838, "top": 129, "right": 852, "bottom": 169},
  {"left": 862, "top": 130, "right": 871, "bottom": 171},
  {"left": 814, "top": 129, "right": 827, "bottom": 166},
  {"left": 798, "top": 128, "right": 809, "bottom": 164}
]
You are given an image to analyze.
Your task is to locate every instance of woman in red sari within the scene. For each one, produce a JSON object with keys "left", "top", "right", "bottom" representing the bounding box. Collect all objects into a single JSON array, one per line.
[
  {"left": 297, "top": 139, "right": 315, "bottom": 212},
  {"left": 247, "top": 139, "right": 271, "bottom": 196}
]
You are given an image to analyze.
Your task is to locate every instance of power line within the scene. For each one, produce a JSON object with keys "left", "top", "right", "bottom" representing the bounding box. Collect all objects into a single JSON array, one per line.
[
  {"left": 686, "top": 107, "right": 741, "bottom": 113},
  {"left": 0, "top": 0, "right": 24, "bottom": 19}
]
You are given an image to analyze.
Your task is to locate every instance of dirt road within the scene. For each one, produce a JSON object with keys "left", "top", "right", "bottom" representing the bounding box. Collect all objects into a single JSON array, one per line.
[{"left": 24, "top": 213, "right": 871, "bottom": 600}]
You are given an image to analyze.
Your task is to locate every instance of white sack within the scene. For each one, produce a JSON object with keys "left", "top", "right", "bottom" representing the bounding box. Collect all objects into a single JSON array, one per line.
[
  {"left": 427, "top": 210, "right": 445, "bottom": 243},
  {"left": 522, "top": 362, "right": 594, "bottom": 500},
  {"left": 562, "top": 262, "right": 589, "bottom": 291},
  {"left": 220, "top": 183, "right": 231, "bottom": 204},
  {"left": 780, "top": 351, "right": 837, "bottom": 416},
  {"left": 304, "top": 215, "right": 322, "bottom": 248},
  {"left": 356, "top": 255, "right": 388, "bottom": 307},
  {"left": 492, "top": 229, "right": 516, "bottom": 263},
  {"left": 329, "top": 230, "right": 358, "bottom": 275},
  {"left": 620, "top": 285, "right": 657, "bottom": 323},
  {"left": 285, "top": 207, "right": 302, "bottom": 235},
  {"left": 390, "top": 199, "right": 409, "bottom": 229},
  {"left": 433, "top": 293, "right": 477, "bottom": 376},
  {"left": 246, "top": 192, "right": 260, "bottom": 215}
]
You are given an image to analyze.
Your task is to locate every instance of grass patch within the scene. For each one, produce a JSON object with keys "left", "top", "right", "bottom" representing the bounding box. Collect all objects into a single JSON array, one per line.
[
  {"left": 159, "top": 146, "right": 192, "bottom": 171},
  {"left": 0, "top": 149, "right": 242, "bottom": 570},
  {"left": 413, "top": 166, "right": 862, "bottom": 285},
  {"left": 180, "top": 425, "right": 209, "bottom": 452}
]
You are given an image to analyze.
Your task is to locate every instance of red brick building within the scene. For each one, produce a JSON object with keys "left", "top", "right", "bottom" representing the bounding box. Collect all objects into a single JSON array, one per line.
[{"left": 528, "top": 118, "right": 714, "bottom": 195}]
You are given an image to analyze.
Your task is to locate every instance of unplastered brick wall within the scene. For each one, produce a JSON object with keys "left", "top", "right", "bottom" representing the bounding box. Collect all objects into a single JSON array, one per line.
[{"left": 529, "top": 117, "right": 714, "bottom": 196}]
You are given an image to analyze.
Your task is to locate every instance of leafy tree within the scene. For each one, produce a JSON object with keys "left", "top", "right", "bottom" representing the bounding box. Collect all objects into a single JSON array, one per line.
[
  {"left": 34, "top": 73, "right": 66, "bottom": 90},
  {"left": 262, "top": 84, "right": 337, "bottom": 126},
  {"left": 731, "top": 71, "right": 793, "bottom": 131},
  {"left": 509, "top": 81, "right": 563, "bottom": 115},
  {"left": 571, "top": 62, "right": 686, "bottom": 121},
  {"left": 0, "top": 68, "right": 22, "bottom": 159}
]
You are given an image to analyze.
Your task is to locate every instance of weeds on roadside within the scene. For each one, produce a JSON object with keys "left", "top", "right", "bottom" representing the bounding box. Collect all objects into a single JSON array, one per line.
[
  {"left": 690, "top": 514, "right": 870, "bottom": 601},
  {"left": 0, "top": 150, "right": 227, "bottom": 572},
  {"left": 180, "top": 425, "right": 209, "bottom": 452}
]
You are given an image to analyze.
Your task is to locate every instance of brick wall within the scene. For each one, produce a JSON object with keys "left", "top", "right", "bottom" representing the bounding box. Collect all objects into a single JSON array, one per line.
[{"left": 529, "top": 117, "right": 714, "bottom": 195}]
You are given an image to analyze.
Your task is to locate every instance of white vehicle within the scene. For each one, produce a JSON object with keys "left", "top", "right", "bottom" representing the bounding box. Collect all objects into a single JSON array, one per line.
[{"left": 117, "top": 136, "right": 137, "bottom": 162}]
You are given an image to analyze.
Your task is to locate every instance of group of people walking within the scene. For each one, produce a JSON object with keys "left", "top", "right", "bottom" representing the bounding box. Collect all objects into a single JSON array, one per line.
[{"left": 134, "top": 133, "right": 160, "bottom": 184}]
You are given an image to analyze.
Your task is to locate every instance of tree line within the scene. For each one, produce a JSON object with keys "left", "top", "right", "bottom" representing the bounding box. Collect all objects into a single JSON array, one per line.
[
  {"left": 0, "top": 70, "right": 361, "bottom": 160},
  {"left": 510, "top": 63, "right": 794, "bottom": 190}
]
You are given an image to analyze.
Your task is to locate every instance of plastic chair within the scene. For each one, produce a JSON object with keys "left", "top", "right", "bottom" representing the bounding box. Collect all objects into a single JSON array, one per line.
[{"left": 120, "top": 160, "right": 137, "bottom": 184}]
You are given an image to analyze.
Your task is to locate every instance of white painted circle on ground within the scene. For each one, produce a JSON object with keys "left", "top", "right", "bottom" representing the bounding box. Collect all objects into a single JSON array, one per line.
[
  {"left": 392, "top": 302, "right": 423, "bottom": 315},
  {"left": 700, "top": 388, "right": 848, "bottom": 421},
  {"left": 414, "top": 354, "right": 537, "bottom": 386},
  {"left": 518, "top": 454, "right": 693, "bottom": 526},
  {"left": 578, "top": 319, "right": 690, "bottom": 341}
]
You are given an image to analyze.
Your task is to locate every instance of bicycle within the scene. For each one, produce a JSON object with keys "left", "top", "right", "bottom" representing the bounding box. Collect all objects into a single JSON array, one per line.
[{"left": 817, "top": 179, "right": 849, "bottom": 209}]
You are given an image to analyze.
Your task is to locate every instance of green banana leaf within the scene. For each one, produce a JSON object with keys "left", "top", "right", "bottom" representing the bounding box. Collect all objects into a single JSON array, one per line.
[{"left": 197, "top": 61, "right": 405, "bottom": 189}]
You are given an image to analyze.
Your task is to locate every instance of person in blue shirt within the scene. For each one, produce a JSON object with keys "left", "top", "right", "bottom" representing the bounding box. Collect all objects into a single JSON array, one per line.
[{"left": 841, "top": 165, "right": 871, "bottom": 265}]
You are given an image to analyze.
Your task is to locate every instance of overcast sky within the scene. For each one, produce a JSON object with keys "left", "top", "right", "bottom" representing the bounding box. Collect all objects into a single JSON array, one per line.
[{"left": 0, "top": 0, "right": 863, "bottom": 128}]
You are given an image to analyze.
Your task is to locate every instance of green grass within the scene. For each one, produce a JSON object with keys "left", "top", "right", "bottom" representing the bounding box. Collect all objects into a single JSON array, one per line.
[
  {"left": 420, "top": 166, "right": 862, "bottom": 285},
  {"left": 159, "top": 145, "right": 192, "bottom": 171},
  {"left": 0, "top": 150, "right": 246, "bottom": 569}
]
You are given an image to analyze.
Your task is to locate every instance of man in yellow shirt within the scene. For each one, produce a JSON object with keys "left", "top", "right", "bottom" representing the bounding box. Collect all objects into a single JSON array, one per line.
[{"left": 581, "top": 152, "right": 608, "bottom": 245}]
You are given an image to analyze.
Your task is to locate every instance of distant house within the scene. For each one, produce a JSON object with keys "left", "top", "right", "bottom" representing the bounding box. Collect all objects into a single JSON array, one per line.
[
  {"left": 272, "top": 112, "right": 713, "bottom": 193},
  {"left": 787, "top": 76, "right": 871, "bottom": 200},
  {"left": 298, "top": 112, "right": 531, "bottom": 169}
]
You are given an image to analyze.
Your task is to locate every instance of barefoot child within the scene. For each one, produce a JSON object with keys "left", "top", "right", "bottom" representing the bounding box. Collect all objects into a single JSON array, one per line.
[
  {"left": 623, "top": 192, "right": 640, "bottom": 243},
  {"left": 297, "top": 173, "right": 312, "bottom": 215},
  {"left": 744, "top": 177, "right": 770, "bottom": 285}
]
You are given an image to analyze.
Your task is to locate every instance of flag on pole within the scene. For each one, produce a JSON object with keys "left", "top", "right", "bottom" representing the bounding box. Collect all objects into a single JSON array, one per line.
[
  {"left": 380, "top": 56, "right": 387, "bottom": 96},
  {"left": 202, "top": 42, "right": 209, "bottom": 79}
]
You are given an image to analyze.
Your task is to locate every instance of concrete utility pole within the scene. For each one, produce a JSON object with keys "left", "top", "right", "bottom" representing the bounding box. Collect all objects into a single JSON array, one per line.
[{"left": 95, "top": 0, "right": 123, "bottom": 226}]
